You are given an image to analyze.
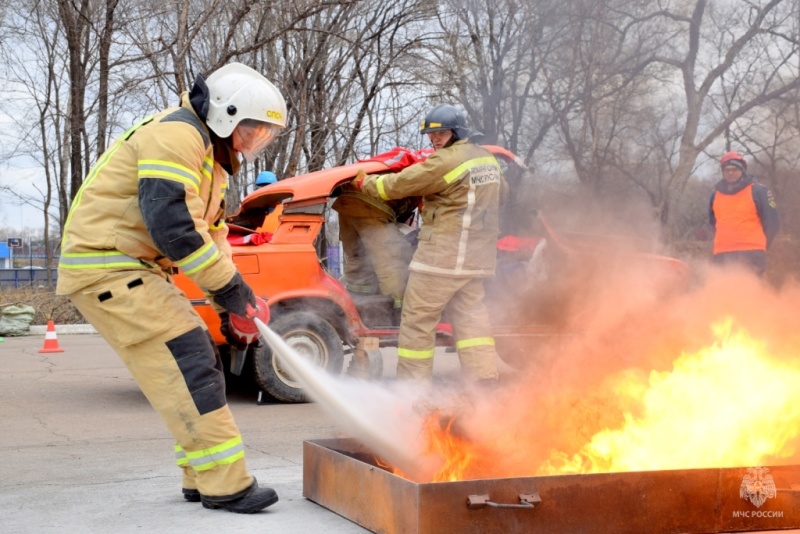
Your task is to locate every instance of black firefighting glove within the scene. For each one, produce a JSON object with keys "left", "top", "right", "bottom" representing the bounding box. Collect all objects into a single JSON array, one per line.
[
  {"left": 218, "top": 312, "right": 248, "bottom": 351},
  {"left": 209, "top": 272, "right": 256, "bottom": 317}
]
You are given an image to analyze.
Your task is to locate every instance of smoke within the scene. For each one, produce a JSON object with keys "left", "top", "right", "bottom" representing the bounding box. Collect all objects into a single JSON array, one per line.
[
  {"left": 261, "top": 227, "right": 800, "bottom": 479},
  {"left": 463, "top": 262, "right": 800, "bottom": 476},
  {"left": 476, "top": 177, "right": 800, "bottom": 477},
  {"left": 257, "top": 319, "right": 460, "bottom": 480}
]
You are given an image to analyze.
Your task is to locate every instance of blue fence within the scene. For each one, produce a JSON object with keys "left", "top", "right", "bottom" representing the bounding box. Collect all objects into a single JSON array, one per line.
[{"left": 0, "top": 269, "right": 58, "bottom": 289}]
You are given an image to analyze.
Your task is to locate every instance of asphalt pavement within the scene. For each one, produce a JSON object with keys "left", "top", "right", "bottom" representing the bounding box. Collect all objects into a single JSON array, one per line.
[{"left": 0, "top": 331, "right": 387, "bottom": 533}]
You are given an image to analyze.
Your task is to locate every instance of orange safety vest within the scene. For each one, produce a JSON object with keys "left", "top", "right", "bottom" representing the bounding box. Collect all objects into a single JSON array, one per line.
[{"left": 711, "top": 183, "right": 766, "bottom": 254}]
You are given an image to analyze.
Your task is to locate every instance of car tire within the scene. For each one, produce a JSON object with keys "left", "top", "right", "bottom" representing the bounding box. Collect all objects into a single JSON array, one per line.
[{"left": 252, "top": 311, "right": 344, "bottom": 403}]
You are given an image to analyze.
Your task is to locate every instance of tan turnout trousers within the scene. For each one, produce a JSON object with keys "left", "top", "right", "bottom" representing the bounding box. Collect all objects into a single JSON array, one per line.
[
  {"left": 339, "top": 215, "right": 414, "bottom": 307},
  {"left": 68, "top": 270, "right": 252, "bottom": 498},
  {"left": 397, "top": 271, "right": 499, "bottom": 381}
]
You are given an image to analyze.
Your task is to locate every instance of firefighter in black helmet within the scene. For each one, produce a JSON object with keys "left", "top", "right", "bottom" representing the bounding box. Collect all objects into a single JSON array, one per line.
[
  {"left": 353, "top": 103, "right": 505, "bottom": 382},
  {"left": 420, "top": 103, "right": 474, "bottom": 146}
]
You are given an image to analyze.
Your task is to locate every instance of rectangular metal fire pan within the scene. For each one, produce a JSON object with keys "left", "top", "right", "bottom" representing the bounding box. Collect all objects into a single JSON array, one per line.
[{"left": 303, "top": 438, "right": 800, "bottom": 534}]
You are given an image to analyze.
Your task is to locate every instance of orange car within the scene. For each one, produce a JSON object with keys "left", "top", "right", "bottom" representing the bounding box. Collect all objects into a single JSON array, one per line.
[{"left": 175, "top": 146, "right": 688, "bottom": 403}]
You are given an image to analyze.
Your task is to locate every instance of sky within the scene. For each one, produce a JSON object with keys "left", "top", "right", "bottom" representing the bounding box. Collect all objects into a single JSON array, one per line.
[{"left": 0, "top": 163, "right": 54, "bottom": 233}]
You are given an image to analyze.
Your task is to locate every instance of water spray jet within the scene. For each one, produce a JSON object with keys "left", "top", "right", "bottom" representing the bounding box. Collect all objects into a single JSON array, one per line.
[{"left": 255, "top": 317, "right": 441, "bottom": 479}]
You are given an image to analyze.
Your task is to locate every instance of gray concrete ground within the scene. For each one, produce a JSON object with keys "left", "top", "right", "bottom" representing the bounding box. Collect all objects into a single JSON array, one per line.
[
  {"left": 0, "top": 332, "right": 368, "bottom": 533},
  {"left": 5, "top": 331, "right": 788, "bottom": 534},
  {"left": 0, "top": 331, "right": 475, "bottom": 534}
]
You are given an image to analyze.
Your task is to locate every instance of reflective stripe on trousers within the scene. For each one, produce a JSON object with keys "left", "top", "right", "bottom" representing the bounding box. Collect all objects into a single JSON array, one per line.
[
  {"left": 398, "top": 271, "right": 499, "bottom": 381},
  {"left": 175, "top": 436, "right": 245, "bottom": 471}
]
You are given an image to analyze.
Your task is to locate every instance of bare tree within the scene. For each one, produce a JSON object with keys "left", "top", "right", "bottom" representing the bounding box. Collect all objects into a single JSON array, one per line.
[
  {"left": 3, "top": 0, "right": 800, "bottom": 255},
  {"left": 540, "top": 0, "right": 670, "bottom": 191},
  {"left": 726, "top": 91, "right": 800, "bottom": 235},
  {"left": 95, "top": 0, "right": 120, "bottom": 153},
  {"left": 250, "top": 0, "right": 435, "bottom": 180},
  {"left": 0, "top": 2, "right": 71, "bottom": 276},
  {"left": 424, "top": 0, "right": 560, "bottom": 167},
  {"left": 56, "top": 0, "right": 87, "bottom": 204},
  {"left": 652, "top": 0, "right": 800, "bottom": 230}
]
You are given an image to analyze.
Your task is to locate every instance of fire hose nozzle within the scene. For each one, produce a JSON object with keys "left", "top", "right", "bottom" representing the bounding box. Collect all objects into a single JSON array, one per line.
[
  {"left": 229, "top": 296, "right": 270, "bottom": 345},
  {"left": 226, "top": 298, "right": 268, "bottom": 377}
]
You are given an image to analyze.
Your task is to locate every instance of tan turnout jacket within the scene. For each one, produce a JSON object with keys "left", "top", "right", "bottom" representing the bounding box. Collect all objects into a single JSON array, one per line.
[
  {"left": 57, "top": 93, "right": 237, "bottom": 295},
  {"left": 361, "top": 139, "right": 505, "bottom": 277}
]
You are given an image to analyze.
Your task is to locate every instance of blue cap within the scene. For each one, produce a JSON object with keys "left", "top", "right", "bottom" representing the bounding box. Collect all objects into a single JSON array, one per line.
[{"left": 256, "top": 171, "right": 277, "bottom": 186}]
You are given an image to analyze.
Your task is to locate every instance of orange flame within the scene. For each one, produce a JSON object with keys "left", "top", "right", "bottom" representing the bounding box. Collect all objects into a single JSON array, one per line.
[
  {"left": 376, "top": 410, "right": 484, "bottom": 482},
  {"left": 421, "top": 411, "right": 479, "bottom": 482},
  {"left": 541, "top": 318, "right": 800, "bottom": 474},
  {"left": 377, "top": 317, "right": 800, "bottom": 482}
]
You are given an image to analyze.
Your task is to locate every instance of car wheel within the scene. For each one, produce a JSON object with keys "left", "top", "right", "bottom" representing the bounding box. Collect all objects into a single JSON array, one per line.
[{"left": 252, "top": 311, "right": 344, "bottom": 403}]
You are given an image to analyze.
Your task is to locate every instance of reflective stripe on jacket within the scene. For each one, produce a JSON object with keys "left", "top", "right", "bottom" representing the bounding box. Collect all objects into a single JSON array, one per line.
[
  {"left": 361, "top": 139, "right": 505, "bottom": 277},
  {"left": 57, "top": 93, "right": 236, "bottom": 295}
]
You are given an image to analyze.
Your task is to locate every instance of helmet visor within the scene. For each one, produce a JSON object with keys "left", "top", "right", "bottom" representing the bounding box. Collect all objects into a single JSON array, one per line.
[{"left": 234, "top": 119, "right": 282, "bottom": 163}]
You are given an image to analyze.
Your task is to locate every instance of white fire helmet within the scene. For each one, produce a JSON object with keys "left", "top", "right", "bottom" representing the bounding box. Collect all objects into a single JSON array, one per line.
[{"left": 205, "top": 63, "right": 287, "bottom": 160}]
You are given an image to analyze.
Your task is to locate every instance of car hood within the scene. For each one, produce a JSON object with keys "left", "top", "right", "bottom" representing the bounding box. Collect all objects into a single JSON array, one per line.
[{"left": 231, "top": 145, "right": 524, "bottom": 227}]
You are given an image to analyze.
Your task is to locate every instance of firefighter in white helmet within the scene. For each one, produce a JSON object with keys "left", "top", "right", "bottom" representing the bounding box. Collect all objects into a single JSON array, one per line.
[
  {"left": 57, "top": 63, "right": 286, "bottom": 513},
  {"left": 352, "top": 103, "right": 506, "bottom": 382}
]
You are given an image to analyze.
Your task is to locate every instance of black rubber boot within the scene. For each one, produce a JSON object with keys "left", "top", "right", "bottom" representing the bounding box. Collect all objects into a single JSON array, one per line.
[
  {"left": 183, "top": 488, "right": 201, "bottom": 502},
  {"left": 201, "top": 478, "right": 279, "bottom": 514}
]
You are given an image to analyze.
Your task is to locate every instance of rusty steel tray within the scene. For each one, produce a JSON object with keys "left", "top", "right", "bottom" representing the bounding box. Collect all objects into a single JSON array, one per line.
[{"left": 303, "top": 438, "right": 800, "bottom": 534}]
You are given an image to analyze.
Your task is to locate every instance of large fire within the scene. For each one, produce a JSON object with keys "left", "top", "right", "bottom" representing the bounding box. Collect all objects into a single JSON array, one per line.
[
  {"left": 541, "top": 318, "right": 800, "bottom": 474},
  {"left": 393, "top": 318, "right": 800, "bottom": 482}
]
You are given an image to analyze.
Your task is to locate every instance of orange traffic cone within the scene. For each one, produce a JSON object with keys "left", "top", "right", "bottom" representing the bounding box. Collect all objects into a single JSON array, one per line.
[{"left": 39, "top": 320, "right": 64, "bottom": 353}]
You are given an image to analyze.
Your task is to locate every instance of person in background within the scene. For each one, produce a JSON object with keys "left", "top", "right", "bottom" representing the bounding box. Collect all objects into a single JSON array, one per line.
[
  {"left": 332, "top": 186, "right": 418, "bottom": 322},
  {"left": 255, "top": 170, "right": 277, "bottom": 188},
  {"left": 709, "top": 150, "right": 780, "bottom": 276},
  {"left": 57, "top": 63, "right": 286, "bottom": 513},
  {"left": 252, "top": 170, "right": 283, "bottom": 234},
  {"left": 353, "top": 103, "right": 506, "bottom": 383}
]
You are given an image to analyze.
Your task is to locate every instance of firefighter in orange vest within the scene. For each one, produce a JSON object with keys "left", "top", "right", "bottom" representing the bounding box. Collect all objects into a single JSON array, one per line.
[
  {"left": 709, "top": 151, "right": 779, "bottom": 275},
  {"left": 57, "top": 63, "right": 285, "bottom": 513}
]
